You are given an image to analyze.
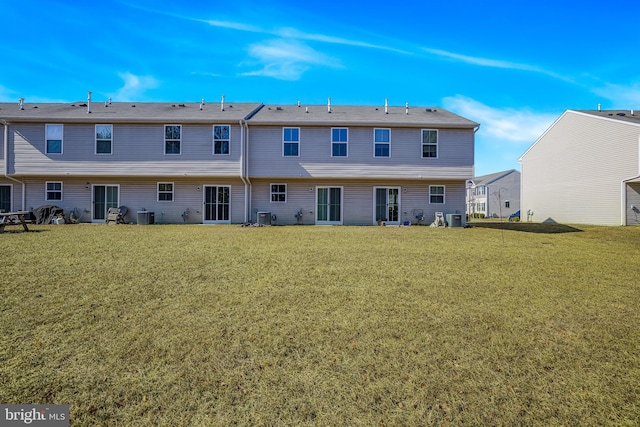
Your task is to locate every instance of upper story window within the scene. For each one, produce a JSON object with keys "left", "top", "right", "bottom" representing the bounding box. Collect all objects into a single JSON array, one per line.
[
  {"left": 332, "top": 128, "right": 348, "bottom": 157},
  {"left": 477, "top": 186, "right": 486, "bottom": 196},
  {"left": 214, "top": 125, "right": 230, "bottom": 155},
  {"left": 429, "top": 185, "right": 445, "bottom": 204},
  {"left": 374, "top": 128, "right": 390, "bottom": 157},
  {"left": 46, "top": 124, "right": 63, "bottom": 154},
  {"left": 165, "top": 125, "right": 181, "bottom": 155},
  {"left": 505, "top": 200, "right": 510, "bottom": 208},
  {"left": 158, "top": 182, "right": 174, "bottom": 201},
  {"left": 46, "top": 181, "right": 63, "bottom": 201},
  {"left": 96, "top": 124, "right": 113, "bottom": 155},
  {"left": 422, "top": 129, "right": 438, "bottom": 158},
  {"left": 270, "top": 184, "right": 287, "bottom": 202},
  {"left": 283, "top": 127, "right": 300, "bottom": 157}
]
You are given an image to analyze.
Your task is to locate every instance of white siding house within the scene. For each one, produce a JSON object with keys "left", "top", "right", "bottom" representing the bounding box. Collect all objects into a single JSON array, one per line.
[
  {"left": 0, "top": 98, "right": 478, "bottom": 225},
  {"left": 519, "top": 110, "right": 640, "bottom": 226},
  {"left": 467, "top": 169, "right": 521, "bottom": 219}
]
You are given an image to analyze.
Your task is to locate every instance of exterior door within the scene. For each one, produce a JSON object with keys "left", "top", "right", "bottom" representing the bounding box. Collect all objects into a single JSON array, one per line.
[
  {"left": 203, "top": 186, "right": 230, "bottom": 223},
  {"left": 92, "top": 185, "right": 119, "bottom": 222},
  {"left": 374, "top": 187, "right": 400, "bottom": 224},
  {"left": 0, "top": 185, "right": 11, "bottom": 212},
  {"left": 316, "top": 187, "right": 342, "bottom": 225}
]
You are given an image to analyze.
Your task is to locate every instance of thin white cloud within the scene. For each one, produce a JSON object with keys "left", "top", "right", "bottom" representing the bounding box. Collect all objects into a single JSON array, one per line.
[
  {"left": 113, "top": 72, "right": 159, "bottom": 101},
  {"left": 443, "top": 95, "right": 557, "bottom": 144},
  {"left": 591, "top": 82, "right": 640, "bottom": 109},
  {"left": 240, "top": 39, "right": 340, "bottom": 81},
  {"left": 424, "top": 47, "right": 573, "bottom": 83}
]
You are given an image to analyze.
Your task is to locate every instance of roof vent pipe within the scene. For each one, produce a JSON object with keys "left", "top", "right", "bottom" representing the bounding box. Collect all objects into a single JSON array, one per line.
[
  {"left": 305, "top": 107, "right": 309, "bottom": 113},
  {"left": 108, "top": 97, "right": 112, "bottom": 105},
  {"left": 19, "top": 98, "right": 24, "bottom": 110},
  {"left": 632, "top": 109, "right": 635, "bottom": 116},
  {"left": 405, "top": 102, "right": 409, "bottom": 115},
  {"left": 200, "top": 98, "right": 205, "bottom": 110},
  {"left": 297, "top": 100, "right": 301, "bottom": 107},
  {"left": 385, "top": 98, "right": 388, "bottom": 114},
  {"left": 328, "top": 97, "right": 331, "bottom": 113},
  {"left": 221, "top": 95, "right": 225, "bottom": 111},
  {"left": 87, "top": 91, "right": 92, "bottom": 114},
  {"left": 597, "top": 103, "right": 601, "bottom": 111}
]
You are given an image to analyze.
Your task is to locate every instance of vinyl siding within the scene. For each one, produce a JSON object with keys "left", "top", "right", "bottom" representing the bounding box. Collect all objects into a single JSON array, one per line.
[
  {"left": 626, "top": 183, "right": 640, "bottom": 225},
  {"left": 0, "top": 124, "right": 5, "bottom": 175},
  {"left": 485, "top": 172, "right": 521, "bottom": 218},
  {"left": 248, "top": 126, "right": 473, "bottom": 179},
  {"left": 250, "top": 179, "right": 467, "bottom": 225},
  {"left": 23, "top": 177, "right": 246, "bottom": 224},
  {"left": 521, "top": 111, "right": 640, "bottom": 225},
  {"left": 12, "top": 123, "right": 242, "bottom": 177}
]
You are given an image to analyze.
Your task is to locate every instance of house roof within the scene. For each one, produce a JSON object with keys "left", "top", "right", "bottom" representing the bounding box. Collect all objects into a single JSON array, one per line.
[
  {"left": 0, "top": 101, "right": 263, "bottom": 123},
  {"left": 247, "top": 104, "right": 480, "bottom": 128},
  {"left": 575, "top": 109, "right": 640, "bottom": 126},
  {"left": 471, "top": 169, "right": 519, "bottom": 186}
]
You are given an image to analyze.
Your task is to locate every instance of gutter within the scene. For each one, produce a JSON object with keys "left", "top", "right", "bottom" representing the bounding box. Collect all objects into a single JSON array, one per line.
[{"left": 2, "top": 120, "right": 25, "bottom": 210}]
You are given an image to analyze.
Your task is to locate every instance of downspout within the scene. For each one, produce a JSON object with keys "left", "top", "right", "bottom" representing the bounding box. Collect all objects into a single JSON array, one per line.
[
  {"left": 239, "top": 119, "right": 251, "bottom": 223},
  {"left": 2, "top": 120, "right": 25, "bottom": 211}
]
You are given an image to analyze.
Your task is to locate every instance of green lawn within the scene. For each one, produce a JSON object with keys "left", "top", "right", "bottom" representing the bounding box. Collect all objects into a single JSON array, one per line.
[{"left": 1, "top": 224, "right": 638, "bottom": 426}]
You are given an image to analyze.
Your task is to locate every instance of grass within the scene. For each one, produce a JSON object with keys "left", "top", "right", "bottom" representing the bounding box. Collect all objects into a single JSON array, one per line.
[{"left": 1, "top": 223, "right": 639, "bottom": 426}]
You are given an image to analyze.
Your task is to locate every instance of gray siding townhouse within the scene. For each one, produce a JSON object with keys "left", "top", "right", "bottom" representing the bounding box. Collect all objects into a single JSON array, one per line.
[
  {"left": 247, "top": 102, "right": 478, "bottom": 225},
  {"left": 1, "top": 97, "right": 478, "bottom": 225},
  {"left": 466, "top": 169, "right": 520, "bottom": 219},
  {"left": 0, "top": 98, "right": 262, "bottom": 224},
  {"left": 519, "top": 109, "right": 640, "bottom": 226}
]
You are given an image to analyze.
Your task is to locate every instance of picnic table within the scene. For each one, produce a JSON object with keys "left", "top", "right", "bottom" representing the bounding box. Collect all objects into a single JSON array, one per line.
[{"left": 0, "top": 211, "right": 32, "bottom": 233}]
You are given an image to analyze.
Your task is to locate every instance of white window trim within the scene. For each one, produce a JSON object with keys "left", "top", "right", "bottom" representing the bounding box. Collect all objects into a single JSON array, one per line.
[
  {"left": 331, "top": 127, "right": 348, "bottom": 157},
  {"left": 45, "top": 124, "right": 63, "bottom": 155},
  {"left": 429, "top": 185, "right": 446, "bottom": 204},
  {"left": 422, "top": 129, "right": 438, "bottom": 159},
  {"left": 270, "top": 183, "right": 287, "bottom": 203},
  {"left": 213, "top": 124, "right": 231, "bottom": 156},
  {"left": 373, "top": 128, "right": 391, "bottom": 158},
  {"left": 95, "top": 124, "right": 113, "bottom": 155},
  {"left": 164, "top": 124, "right": 182, "bottom": 155},
  {"left": 282, "top": 127, "right": 300, "bottom": 157},
  {"left": 45, "top": 181, "right": 63, "bottom": 202},
  {"left": 315, "top": 186, "right": 344, "bottom": 225},
  {"left": 157, "top": 182, "right": 174, "bottom": 202}
]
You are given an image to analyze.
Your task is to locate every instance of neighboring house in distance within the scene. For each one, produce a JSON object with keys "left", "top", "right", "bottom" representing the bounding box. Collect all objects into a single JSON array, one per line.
[
  {"left": 0, "top": 96, "right": 479, "bottom": 225},
  {"left": 466, "top": 169, "right": 520, "bottom": 219},
  {"left": 519, "top": 109, "right": 640, "bottom": 226}
]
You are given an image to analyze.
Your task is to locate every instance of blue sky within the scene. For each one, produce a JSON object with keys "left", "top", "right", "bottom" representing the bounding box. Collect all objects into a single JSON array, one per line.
[{"left": 2, "top": 1, "right": 639, "bottom": 176}]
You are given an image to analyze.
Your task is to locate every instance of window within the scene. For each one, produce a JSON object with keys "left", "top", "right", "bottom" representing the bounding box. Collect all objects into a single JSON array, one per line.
[
  {"left": 0, "top": 185, "right": 12, "bottom": 212},
  {"left": 283, "top": 128, "right": 299, "bottom": 157},
  {"left": 165, "top": 125, "right": 181, "bottom": 154},
  {"left": 374, "top": 128, "right": 390, "bottom": 157},
  {"left": 46, "top": 124, "right": 63, "bottom": 154},
  {"left": 429, "top": 185, "right": 445, "bottom": 204},
  {"left": 214, "top": 125, "right": 230, "bottom": 155},
  {"left": 477, "top": 202, "right": 486, "bottom": 212},
  {"left": 96, "top": 124, "right": 112, "bottom": 154},
  {"left": 270, "top": 184, "right": 287, "bottom": 202},
  {"left": 46, "top": 182, "right": 63, "bottom": 201},
  {"left": 331, "top": 128, "right": 348, "bottom": 157},
  {"left": 505, "top": 200, "right": 510, "bottom": 208},
  {"left": 422, "top": 129, "right": 438, "bottom": 158},
  {"left": 477, "top": 186, "right": 486, "bottom": 196},
  {"left": 158, "top": 182, "right": 174, "bottom": 201}
]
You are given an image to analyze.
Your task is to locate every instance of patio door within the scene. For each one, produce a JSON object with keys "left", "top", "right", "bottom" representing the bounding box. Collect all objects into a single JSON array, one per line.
[
  {"left": 92, "top": 185, "right": 119, "bottom": 222},
  {"left": 316, "top": 187, "right": 342, "bottom": 225},
  {"left": 0, "top": 185, "right": 11, "bottom": 212},
  {"left": 203, "top": 185, "right": 230, "bottom": 223},
  {"left": 374, "top": 187, "right": 400, "bottom": 225}
]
